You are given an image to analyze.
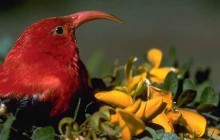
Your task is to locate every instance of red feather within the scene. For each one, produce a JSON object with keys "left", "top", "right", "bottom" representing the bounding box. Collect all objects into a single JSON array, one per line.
[{"left": 0, "top": 11, "right": 122, "bottom": 117}]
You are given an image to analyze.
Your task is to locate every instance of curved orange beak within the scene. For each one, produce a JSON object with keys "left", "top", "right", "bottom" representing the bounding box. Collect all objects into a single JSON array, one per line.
[{"left": 69, "top": 10, "right": 123, "bottom": 28}]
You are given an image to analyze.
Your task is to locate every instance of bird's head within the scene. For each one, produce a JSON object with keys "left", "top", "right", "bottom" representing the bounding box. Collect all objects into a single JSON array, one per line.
[{"left": 5, "top": 11, "right": 122, "bottom": 66}]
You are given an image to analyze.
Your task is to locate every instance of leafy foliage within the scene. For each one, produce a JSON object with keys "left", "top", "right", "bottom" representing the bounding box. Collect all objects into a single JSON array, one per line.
[
  {"left": 0, "top": 116, "right": 15, "bottom": 140},
  {"left": 31, "top": 126, "right": 55, "bottom": 140},
  {"left": 0, "top": 48, "right": 220, "bottom": 140}
]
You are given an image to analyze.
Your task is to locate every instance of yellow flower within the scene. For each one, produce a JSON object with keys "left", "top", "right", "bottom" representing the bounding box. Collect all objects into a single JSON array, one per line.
[
  {"left": 95, "top": 88, "right": 166, "bottom": 139},
  {"left": 134, "top": 97, "right": 166, "bottom": 121},
  {"left": 166, "top": 109, "right": 181, "bottom": 124},
  {"left": 178, "top": 108, "right": 206, "bottom": 138},
  {"left": 147, "top": 85, "right": 206, "bottom": 137},
  {"left": 95, "top": 90, "right": 133, "bottom": 107},
  {"left": 152, "top": 112, "right": 174, "bottom": 132},
  {"left": 148, "top": 86, "right": 173, "bottom": 111},
  {"left": 117, "top": 109, "right": 145, "bottom": 140},
  {"left": 207, "top": 127, "right": 220, "bottom": 135},
  {"left": 147, "top": 48, "right": 177, "bottom": 83},
  {"left": 110, "top": 97, "right": 166, "bottom": 124},
  {"left": 127, "top": 72, "right": 147, "bottom": 92}
]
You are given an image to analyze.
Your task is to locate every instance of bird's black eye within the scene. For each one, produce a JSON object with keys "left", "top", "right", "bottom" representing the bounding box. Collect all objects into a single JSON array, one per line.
[{"left": 53, "top": 26, "right": 65, "bottom": 35}]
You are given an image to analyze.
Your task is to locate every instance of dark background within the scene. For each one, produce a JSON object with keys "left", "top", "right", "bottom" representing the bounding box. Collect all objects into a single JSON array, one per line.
[{"left": 0, "top": 0, "right": 220, "bottom": 87}]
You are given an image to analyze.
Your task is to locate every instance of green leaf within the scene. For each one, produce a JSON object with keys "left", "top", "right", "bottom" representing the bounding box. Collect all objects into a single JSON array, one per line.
[
  {"left": 131, "top": 79, "right": 147, "bottom": 97},
  {"left": 177, "top": 89, "right": 197, "bottom": 107},
  {"left": 73, "top": 98, "right": 81, "bottom": 121},
  {"left": 90, "top": 112, "right": 109, "bottom": 133},
  {"left": 31, "top": 126, "right": 55, "bottom": 140},
  {"left": 145, "top": 126, "right": 157, "bottom": 140},
  {"left": 197, "top": 86, "right": 219, "bottom": 112},
  {"left": 0, "top": 115, "right": 16, "bottom": 140},
  {"left": 177, "top": 62, "right": 192, "bottom": 79},
  {"left": 137, "top": 63, "right": 151, "bottom": 74},
  {"left": 58, "top": 117, "right": 75, "bottom": 135},
  {"left": 162, "top": 72, "right": 178, "bottom": 96},
  {"left": 125, "top": 57, "right": 138, "bottom": 81},
  {"left": 183, "top": 78, "right": 195, "bottom": 91},
  {"left": 114, "top": 86, "right": 128, "bottom": 93},
  {"left": 99, "top": 106, "right": 115, "bottom": 118},
  {"left": 100, "top": 123, "right": 122, "bottom": 136},
  {"left": 156, "top": 132, "right": 180, "bottom": 140},
  {"left": 162, "top": 47, "right": 176, "bottom": 67},
  {"left": 200, "top": 86, "right": 219, "bottom": 106},
  {"left": 194, "top": 81, "right": 213, "bottom": 103}
]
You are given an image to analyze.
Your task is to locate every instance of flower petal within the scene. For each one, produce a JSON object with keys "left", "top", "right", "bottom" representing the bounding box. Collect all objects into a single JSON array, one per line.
[
  {"left": 150, "top": 67, "right": 175, "bottom": 83},
  {"left": 134, "top": 101, "right": 146, "bottom": 119},
  {"left": 144, "top": 97, "right": 167, "bottom": 121},
  {"left": 147, "top": 48, "right": 162, "bottom": 68},
  {"left": 179, "top": 108, "right": 206, "bottom": 137},
  {"left": 152, "top": 112, "right": 174, "bottom": 132},
  {"left": 110, "top": 113, "right": 119, "bottom": 124},
  {"left": 125, "top": 99, "right": 142, "bottom": 113},
  {"left": 148, "top": 86, "right": 173, "bottom": 111},
  {"left": 95, "top": 90, "right": 132, "bottom": 107},
  {"left": 166, "top": 109, "right": 181, "bottom": 124},
  {"left": 117, "top": 109, "right": 145, "bottom": 137},
  {"left": 127, "top": 72, "right": 147, "bottom": 92},
  {"left": 207, "top": 127, "right": 220, "bottom": 135}
]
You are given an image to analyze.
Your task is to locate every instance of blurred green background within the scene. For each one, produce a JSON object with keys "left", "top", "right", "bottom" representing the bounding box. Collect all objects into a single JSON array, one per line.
[{"left": 0, "top": 0, "right": 220, "bottom": 87}]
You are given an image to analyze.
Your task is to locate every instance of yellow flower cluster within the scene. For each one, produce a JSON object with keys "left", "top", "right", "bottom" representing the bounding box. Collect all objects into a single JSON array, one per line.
[
  {"left": 148, "top": 48, "right": 177, "bottom": 83},
  {"left": 149, "top": 86, "right": 206, "bottom": 138},
  {"left": 95, "top": 91, "right": 166, "bottom": 139},
  {"left": 94, "top": 48, "right": 207, "bottom": 139}
]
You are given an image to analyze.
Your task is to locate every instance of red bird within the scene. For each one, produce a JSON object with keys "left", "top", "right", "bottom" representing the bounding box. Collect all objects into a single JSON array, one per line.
[{"left": 0, "top": 11, "right": 121, "bottom": 125}]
